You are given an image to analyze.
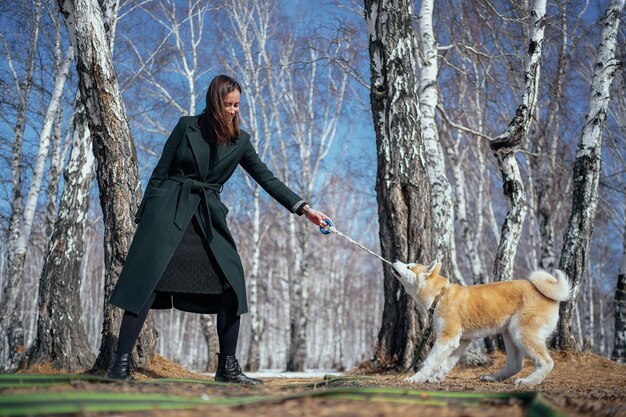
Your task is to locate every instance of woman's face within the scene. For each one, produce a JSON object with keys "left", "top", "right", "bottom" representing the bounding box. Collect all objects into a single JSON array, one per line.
[{"left": 223, "top": 90, "right": 240, "bottom": 122}]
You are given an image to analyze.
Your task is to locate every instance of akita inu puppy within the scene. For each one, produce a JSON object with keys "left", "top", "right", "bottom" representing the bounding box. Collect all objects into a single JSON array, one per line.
[{"left": 391, "top": 260, "right": 571, "bottom": 385}]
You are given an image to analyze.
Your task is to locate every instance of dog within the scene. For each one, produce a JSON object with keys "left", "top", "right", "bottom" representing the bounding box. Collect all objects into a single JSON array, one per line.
[{"left": 391, "top": 260, "right": 571, "bottom": 385}]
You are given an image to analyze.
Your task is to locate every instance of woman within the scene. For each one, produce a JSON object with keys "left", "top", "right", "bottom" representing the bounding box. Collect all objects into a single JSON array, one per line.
[{"left": 106, "top": 75, "right": 330, "bottom": 384}]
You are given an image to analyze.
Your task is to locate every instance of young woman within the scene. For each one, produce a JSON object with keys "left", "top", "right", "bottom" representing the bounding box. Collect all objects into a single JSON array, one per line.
[{"left": 106, "top": 75, "right": 330, "bottom": 384}]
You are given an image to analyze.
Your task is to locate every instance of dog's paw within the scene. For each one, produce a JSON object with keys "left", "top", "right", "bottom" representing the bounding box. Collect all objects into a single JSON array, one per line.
[
  {"left": 404, "top": 371, "right": 442, "bottom": 384},
  {"left": 430, "top": 370, "right": 447, "bottom": 382},
  {"left": 513, "top": 377, "right": 541, "bottom": 386},
  {"left": 480, "top": 375, "right": 498, "bottom": 382},
  {"left": 404, "top": 372, "right": 430, "bottom": 384}
]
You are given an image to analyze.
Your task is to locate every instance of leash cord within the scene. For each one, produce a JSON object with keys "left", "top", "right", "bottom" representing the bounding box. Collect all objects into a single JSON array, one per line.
[
  {"left": 326, "top": 226, "right": 394, "bottom": 266},
  {"left": 404, "top": 327, "right": 432, "bottom": 373}
]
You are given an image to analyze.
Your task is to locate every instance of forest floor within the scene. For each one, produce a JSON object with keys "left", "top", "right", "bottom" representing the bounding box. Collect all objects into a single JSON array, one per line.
[{"left": 3, "top": 350, "right": 625, "bottom": 417}]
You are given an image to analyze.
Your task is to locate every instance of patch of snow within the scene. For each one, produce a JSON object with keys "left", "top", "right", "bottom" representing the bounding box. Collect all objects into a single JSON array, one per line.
[{"left": 203, "top": 369, "right": 343, "bottom": 379}]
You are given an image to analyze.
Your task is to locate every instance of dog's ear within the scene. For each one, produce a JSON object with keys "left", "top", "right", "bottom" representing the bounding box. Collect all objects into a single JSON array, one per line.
[{"left": 425, "top": 261, "right": 442, "bottom": 278}]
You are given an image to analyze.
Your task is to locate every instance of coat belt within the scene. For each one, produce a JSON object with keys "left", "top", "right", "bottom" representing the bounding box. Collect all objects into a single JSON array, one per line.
[{"left": 169, "top": 174, "right": 223, "bottom": 243}]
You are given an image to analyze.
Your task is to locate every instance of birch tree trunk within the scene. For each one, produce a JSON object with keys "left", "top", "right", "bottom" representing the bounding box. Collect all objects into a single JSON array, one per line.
[
  {"left": 449, "top": 135, "right": 483, "bottom": 284},
  {"left": 489, "top": 0, "right": 546, "bottom": 282},
  {"left": 587, "top": 274, "right": 594, "bottom": 350},
  {"left": 443, "top": 62, "right": 489, "bottom": 285},
  {"left": 1, "top": 0, "right": 41, "bottom": 369},
  {"left": 246, "top": 189, "right": 262, "bottom": 371},
  {"left": 43, "top": 7, "right": 67, "bottom": 240},
  {"left": 200, "top": 315, "right": 219, "bottom": 371},
  {"left": 0, "top": 43, "right": 73, "bottom": 372},
  {"left": 27, "top": 99, "right": 96, "bottom": 370},
  {"left": 364, "top": 0, "right": 436, "bottom": 369},
  {"left": 554, "top": 0, "right": 625, "bottom": 350},
  {"left": 612, "top": 223, "right": 625, "bottom": 361},
  {"left": 535, "top": 1, "right": 570, "bottom": 270},
  {"left": 417, "top": 0, "right": 457, "bottom": 281},
  {"left": 5, "top": 0, "right": 41, "bottom": 286},
  {"left": 43, "top": 107, "right": 66, "bottom": 240},
  {"left": 56, "top": 0, "right": 156, "bottom": 369}
]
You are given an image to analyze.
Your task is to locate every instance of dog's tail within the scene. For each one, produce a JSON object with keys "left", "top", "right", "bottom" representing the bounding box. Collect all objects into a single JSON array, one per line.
[{"left": 529, "top": 269, "right": 572, "bottom": 302}]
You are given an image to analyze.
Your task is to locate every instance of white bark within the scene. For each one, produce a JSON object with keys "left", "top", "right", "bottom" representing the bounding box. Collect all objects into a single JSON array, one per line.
[
  {"left": 449, "top": 136, "right": 479, "bottom": 285},
  {"left": 612, "top": 203, "right": 626, "bottom": 362},
  {"left": 575, "top": 303, "right": 583, "bottom": 347},
  {"left": 200, "top": 314, "right": 218, "bottom": 371},
  {"left": 44, "top": 107, "right": 66, "bottom": 239},
  {"left": 555, "top": 0, "right": 625, "bottom": 350},
  {"left": 535, "top": 1, "right": 572, "bottom": 270},
  {"left": 27, "top": 96, "right": 97, "bottom": 370},
  {"left": 417, "top": 0, "right": 457, "bottom": 281},
  {"left": 0, "top": 0, "right": 41, "bottom": 372},
  {"left": 0, "top": 43, "right": 73, "bottom": 372},
  {"left": 524, "top": 166, "right": 539, "bottom": 271},
  {"left": 6, "top": 0, "right": 42, "bottom": 268},
  {"left": 490, "top": 0, "right": 546, "bottom": 282},
  {"left": 17, "top": 47, "right": 74, "bottom": 260},
  {"left": 364, "top": 0, "right": 436, "bottom": 369},
  {"left": 57, "top": 0, "right": 156, "bottom": 368}
]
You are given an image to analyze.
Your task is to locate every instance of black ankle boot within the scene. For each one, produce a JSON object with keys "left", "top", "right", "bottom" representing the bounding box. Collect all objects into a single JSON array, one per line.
[
  {"left": 215, "top": 354, "right": 263, "bottom": 385},
  {"left": 105, "top": 352, "right": 135, "bottom": 381}
]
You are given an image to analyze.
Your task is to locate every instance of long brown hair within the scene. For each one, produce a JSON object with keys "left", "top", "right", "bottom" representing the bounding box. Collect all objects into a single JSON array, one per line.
[{"left": 197, "top": 75, "right": 241, "bottom": 144}]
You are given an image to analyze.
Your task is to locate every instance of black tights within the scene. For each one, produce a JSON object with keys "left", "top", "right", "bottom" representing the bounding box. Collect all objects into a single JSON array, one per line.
[{"left": 116, "top": 290, "right": 240, "bottom": 357}]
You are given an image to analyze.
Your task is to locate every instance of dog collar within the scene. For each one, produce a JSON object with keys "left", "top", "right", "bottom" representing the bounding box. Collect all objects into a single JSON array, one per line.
[{"left": 428, "top": 285, "right": 447, "bottom": 315}]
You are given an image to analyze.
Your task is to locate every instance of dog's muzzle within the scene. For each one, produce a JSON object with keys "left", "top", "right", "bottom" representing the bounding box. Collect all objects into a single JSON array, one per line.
[{"left": 391, "top": 261, "right": 408, "bottom": 278}]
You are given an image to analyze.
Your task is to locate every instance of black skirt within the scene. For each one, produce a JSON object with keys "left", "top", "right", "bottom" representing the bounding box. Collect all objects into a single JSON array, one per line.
[{"left": 151, "top": 214, "right": 232, "bottom": 314}]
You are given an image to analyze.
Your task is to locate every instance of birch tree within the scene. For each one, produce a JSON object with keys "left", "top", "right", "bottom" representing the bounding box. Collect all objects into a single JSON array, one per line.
[
  {"left": 364, "top": 0, "right": 436, "bottom": 369},
  {"left": 27, "top": 99, "right": 96, "bottom": 370},
  {"left": 530, "top": 0, "right": 579, "bottom": 270},
  {"left": 435, "top": 4, "right": 496, "bottom": 286},
  {"left": 56, "top": 0, "right": 156, "bottom": 369},
  {"left": 554, "top": 0, "right": 625, "bottom": 350},
  {"left": 42, "top": 5, "right": 71, "bottom": 240},
  {"left": 612, "top": 211, "right": 626, "bottom": 362},
  {"left": 43, "top": 108, "right": 67, "bottom": 239},
  {"left": 0, "top": 0, "right": 41, "bottom": 372},
  {"left": 0, "top": 36, "right": 73, "bottom": 372},
  {"left": 4, "top": 0, "right": 41, "bottom": 281},
  {"left": 201, "top": 314, "right": 219, "bottom": 371},
  {"left": 609, "top": 61, "right": 626, "bottom": 363},
  {"left": 24, "top": 4, "right": 96, "bottom": 369},
  {"left": 417, "top": 0, "right": 458, "bottom": 282},
  {"left": 489, "top": 0, "right": 546, "bottom": 282}
]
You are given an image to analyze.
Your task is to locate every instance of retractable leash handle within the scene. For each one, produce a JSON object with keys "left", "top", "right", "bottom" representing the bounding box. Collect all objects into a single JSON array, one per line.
[{"left": 320, "top": 218, "right": 334, "bottom": 234}]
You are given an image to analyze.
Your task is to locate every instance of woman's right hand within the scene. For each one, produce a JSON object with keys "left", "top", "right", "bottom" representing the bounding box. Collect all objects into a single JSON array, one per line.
[{"left": 302, "top": 205, "right": 331, "bottom": 228}]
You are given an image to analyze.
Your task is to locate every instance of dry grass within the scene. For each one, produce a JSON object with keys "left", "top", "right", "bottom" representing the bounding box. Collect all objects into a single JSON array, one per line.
[{"left": 7, "top": 351, "right": 626, "bottom": 417}]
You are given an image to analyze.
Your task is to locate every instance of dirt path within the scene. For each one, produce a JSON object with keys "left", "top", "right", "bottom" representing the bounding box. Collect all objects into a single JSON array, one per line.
[{"left": 6, "top": 351, "right": 625, "bottom": 417}]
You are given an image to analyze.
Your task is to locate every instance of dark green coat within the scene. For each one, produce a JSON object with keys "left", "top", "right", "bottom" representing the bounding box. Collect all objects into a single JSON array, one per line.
[{"left": 110, "top": 116, "right": 304, "bottom": 316}]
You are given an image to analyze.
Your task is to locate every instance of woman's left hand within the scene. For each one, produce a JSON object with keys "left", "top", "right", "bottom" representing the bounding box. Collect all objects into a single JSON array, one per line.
[{"left": 303, "top": 205, "right": 331, "bottom": 228}]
